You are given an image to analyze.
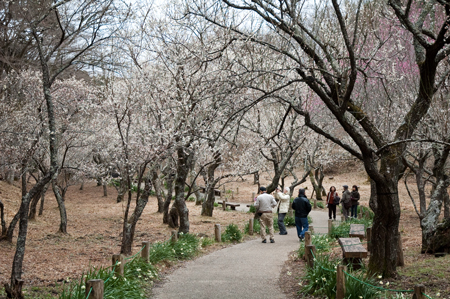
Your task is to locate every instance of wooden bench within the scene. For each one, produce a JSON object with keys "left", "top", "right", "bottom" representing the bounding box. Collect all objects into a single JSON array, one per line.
[
  {"left": 199, "top": 186, "right": 221, "bottom": 196},
  {"left": 349, "top": 224, "right": 365, "bottom": 239},
  {"left": 217, "top": 201, "right": 240, "bottom": 210},
  {"left": 338, "top": 237, "right": 368, "bottom": 269}
]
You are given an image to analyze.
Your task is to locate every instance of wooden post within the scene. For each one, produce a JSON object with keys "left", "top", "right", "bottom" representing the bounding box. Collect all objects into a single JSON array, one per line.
[
  {"left": 237, "top": 187, "right": 239, "bottom": 194},
  {"left": 309, "top": 226, "right": 314, "bottom": 233},
  {"left": 413, "top": 284, "right": 425, "bottom": 299},
  {"left": 141, "top": 241, "right": 150, "bottom": 262},
  {"left": 305, "top": 231, "right": 312, "bottom": 247},
  {"left": 336, "top": 265, "right": 346, "bottom": 299},
  {"left": 328, "top": 219, "right": 333, "bottom": 235},
  {"left": 85, "top": 279, "right": 104, "bottom": 299},
  {"left": 171, "top": 230, "right": 178, "bottom": 244},
  {"left": 252, "top": 192, "right": 255, "bottom": 201},
  {"left": 365, "top": 210, "right": 370, "bottom": 219},
  {"left": 222, "top": 200, "right": 226, "bottom": 211},
  {"left": 112, "top": 254, "right": 124, "bottom": 277},
  {"left": 366, "top": 227, "right": 372, "bottom": 252},
  {"left": 305, "top": 245, "right": 316, "bottom": 268},
  {"left": 232, "top": 190, "right": 234, "bottom": 199},
  {"left": 313, "top": 199, "right": 317, "bottom": 209},
  {"left": 397, "top": 234, "right": 405, "bottom": 266},
  {"left": 358, "top": 207, "right": 362, "bottom": 219},
  {"left": 215, "top": 224, "right": 221, "bottom": 242},
  {"left": 249, "top": 219, "right": 254, "bottom": 235}
]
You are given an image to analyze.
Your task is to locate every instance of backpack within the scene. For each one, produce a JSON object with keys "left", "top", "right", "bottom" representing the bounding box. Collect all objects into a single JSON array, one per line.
[{"left": 334, "top": 195, "right": 340, "bottom": 205}]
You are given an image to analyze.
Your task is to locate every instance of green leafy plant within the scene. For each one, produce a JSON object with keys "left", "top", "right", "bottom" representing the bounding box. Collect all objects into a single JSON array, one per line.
[
  {"left": 344, "top": 270, "right": 379, "bottom": 299},
  {"left": 283, "top": 215, "right": 295, "bottom": 226},
  {"left": 200, "top": 237, "right": 215, "bottom": 248},
  {"left": 317, "top": 202, "right": 325, "bottom": 209},
  {"left": 248, "top": 204, "right": 256, "bottom": 213},
  {"left": 213, "top": 202, "right": 219, "bottom": 207},
  {"left": 187, "top": 196, "right": 195, "bottom": 202},
  {"left": 302, "top": 254, "right": 340, "bottom": 298},
  {"left": 298, "top": 234, "right": 332, "bottom": 258},
  {"left": 222, "top": 224, "right": 243, "bottom": 242}
]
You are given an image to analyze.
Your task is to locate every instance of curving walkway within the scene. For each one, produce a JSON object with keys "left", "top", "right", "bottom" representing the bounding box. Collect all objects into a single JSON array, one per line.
[{"left": 151, "top": 210, "right": 330, "bottom": 299}]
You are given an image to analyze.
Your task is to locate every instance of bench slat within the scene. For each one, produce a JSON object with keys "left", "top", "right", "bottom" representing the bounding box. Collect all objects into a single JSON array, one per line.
[
  {"left": 338, "top": 237, "right": 368, "bottom": 258},
  {"left": 349, "top": 224, "right": 365, "bottom": 238}
]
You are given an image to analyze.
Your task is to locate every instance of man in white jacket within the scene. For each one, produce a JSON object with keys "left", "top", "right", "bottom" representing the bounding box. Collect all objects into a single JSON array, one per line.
[
  {"left": 275, "top": 187, "right": 291, "bottom": 235},
  {"left": 255, "top": 186, "right": 277, "bottom": 243}
]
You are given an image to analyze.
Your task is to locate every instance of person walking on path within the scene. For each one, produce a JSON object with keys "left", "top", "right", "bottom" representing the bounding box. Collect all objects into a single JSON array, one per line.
[
  {"left": 291, "top": 188, "right": 312, "bottom": 241},
  {"left": 254, "top": 186, "right": 277, "bottom": 243},
  {"left": 275, "top": 187, "right": 291, "bottom": 235},
  {"left": 341, "top": 185, "right": 351, "bottom": 221},
  {"left": 326, "top": 186, "right": 339, "bottom": 220},
  {"left": 350, "top": 185, "right": 360, "bottom": 218}
]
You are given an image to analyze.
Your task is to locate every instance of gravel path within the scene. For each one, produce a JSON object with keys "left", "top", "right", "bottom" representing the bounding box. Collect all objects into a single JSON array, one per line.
[{"left": 151, "top": 210, "right": 331, "bottom": 299}]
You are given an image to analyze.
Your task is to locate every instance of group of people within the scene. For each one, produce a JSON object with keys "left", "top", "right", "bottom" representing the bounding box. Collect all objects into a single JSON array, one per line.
[
  {"left": 325, "top": 185, "right": 360, "bottom": 221},
  {"left": 253, "top": 184, "right": 361, "bottom": 243},
  {"left": 254, "top": 186, "right": 311, "bottom": 243}
]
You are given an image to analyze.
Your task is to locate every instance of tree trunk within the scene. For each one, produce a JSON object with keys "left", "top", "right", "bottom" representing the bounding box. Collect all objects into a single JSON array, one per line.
[
  {"left": 444, "top": 191, "right": 450, "bottom": 220},
  {"left": 52, "top": 180, "right": 67, "bottom": 234},
  {"left": 163, "top": 175, "right": 175, "bottom": 224},
  {"left": 368, "top": 177, "right": 400, "bottom": 278},
  {"left": 421, "top": 178, "right": 448, "bottom": 253},
  {"left": 168, "top": 203, "right": 179, "bottom": 228},
  {"left": 27, "top": 191, "right": 43, "bottom": 221},
  {"left": 120, "top": 177, "right": 151, "bottom": 255},
  {"left": 0, "top": 200, "right": 6, "bottom": 238},
  {"left": 174, "top": 147, "right": 191, "bottom": 234},
  {"left": 314, "top": 166, "right": 325, "bottom": 200},
  {"left": 309, "top": 170, "right": 322, "bottom": 201},
  {"left": 253, "top": 172, "right": 259, "bottom": 185},
  {"left": 102, "top": 181, "right": 107, "bottom": 197},
  {"left": 201, "top": 153, "right": 221, "bottom": 217},
  {"left": 38, "top": 183, "right": 48, "bottom": 216},
  {"left": 116, "top": 179, "right": 126, "bottom": 203},
  {"left": 150, "top": 170, "right": 164, "bottom": 213}
]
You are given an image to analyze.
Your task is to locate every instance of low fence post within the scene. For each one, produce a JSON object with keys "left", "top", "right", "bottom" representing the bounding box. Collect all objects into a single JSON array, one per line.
[
  {"left": 232, "top": 190, "right": 234, "bottom": 199},
  {"left": 248, "top": 219, "right": 254, "bottom": 235},
  {"left": 171, "top": 230, "right": 178, "bottom": 244},
  {"left": 112, "top": 254, "right": 124, "bottom": 277},
  {"left": 252, "top": 192, "right": 255, "bottom": 201},
  {"left": 366, "top": 227, "right": 372, "bottom": 252},
  {"left": 237, "top": 187, "right": 239, "bottom": 194},
  {"left": 222, "top": 200, "right": 227, "bottom": 211},
  {"left": 336, "top": 265, "right": 346, "bottom": 299},
  {"left": 305, "top": 245, "right": 316, "bottom": 268},
  {"left": 85, "top": 279, "right": 104, "bottom": 299},
  {"left": 313, "top": 199, "right": 317, "bottom": 209},
  {"left": 215, "top": 224, "right": 221, "bottom": 242},
  {"left": 305, "top": 231, "right": 312, "bottom": 247},
  {"left": 309, "top": 226, "right": 314, "bottom": 233},
  {"left": 141, "top": 241, "right": 150, "bottom": 262},
  {"left": 413, "top": 284, "right": 425, "bottom": 299},
  {"left": 328, "top": 219, "right": 333, "bottom": 236}
]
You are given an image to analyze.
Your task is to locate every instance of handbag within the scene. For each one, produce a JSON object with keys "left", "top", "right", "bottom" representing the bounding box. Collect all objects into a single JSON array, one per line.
[{"left": 334, "top": 195, "right": 340, "bottom": 205}]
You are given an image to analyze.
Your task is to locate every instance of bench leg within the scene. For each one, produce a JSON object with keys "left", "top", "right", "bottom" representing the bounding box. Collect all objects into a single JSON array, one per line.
[{"left": 231, "top": 206, "right": 236, "bottom": 210}]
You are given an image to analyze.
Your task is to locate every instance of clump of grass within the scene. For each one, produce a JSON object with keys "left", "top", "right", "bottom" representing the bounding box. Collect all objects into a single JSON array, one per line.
[
  {"left": 222, "top": 224, "right": 243, "bottom": 242},
  {"left": 302, "top": 254, "right": 340, "bottom": 298},
  {"left": 284, "top": 215, "right": 295, "bottom": 226},
  {"left": 248, "top": 204, "right": 256, "bottom": 213},
  {"left": 200, "top": 237, "right": 215, "bottom": 248},
  {"left": 213, "top": 202, "right": 219, "bottom": 207},
  {"left": 317, "top": 202, "right": 325, "bottom": 209},
  {"left": 298, "top": 234, "right": 332, "bottom": 258}
]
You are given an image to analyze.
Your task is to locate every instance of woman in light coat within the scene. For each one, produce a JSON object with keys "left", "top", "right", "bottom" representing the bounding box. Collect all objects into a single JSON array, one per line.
[{"left": 275, "top": 187, "right": 291, "bottom": 235}]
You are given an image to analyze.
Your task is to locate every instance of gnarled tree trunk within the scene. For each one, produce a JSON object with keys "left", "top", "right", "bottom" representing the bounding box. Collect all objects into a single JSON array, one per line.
[
  {"left": 52, "top": 179, "right": 67, "bottom": 234},
  {"left": 151, "top": 170, "right": 164, "bottom": 213}
]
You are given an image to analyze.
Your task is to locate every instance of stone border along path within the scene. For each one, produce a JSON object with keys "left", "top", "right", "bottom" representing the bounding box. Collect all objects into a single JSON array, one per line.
[{"left": 150, "top": 210, "right": 331, "bottom": 299}]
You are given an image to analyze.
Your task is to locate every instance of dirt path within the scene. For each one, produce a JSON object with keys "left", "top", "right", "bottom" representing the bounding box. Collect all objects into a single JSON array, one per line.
[{"left": 151, "top": 210, "right": 329, "bottom": 299}]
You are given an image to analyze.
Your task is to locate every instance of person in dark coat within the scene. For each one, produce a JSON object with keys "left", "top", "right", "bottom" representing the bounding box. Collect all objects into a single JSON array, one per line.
[
  {"left": 291, "top": 188, "right": 312, "bottom": 241},
  {"left": 350, "top": 185, "right": 360, "bottom": 218},
  {"left": 341, "top": 185, "right": 351, "bottom": 221}
]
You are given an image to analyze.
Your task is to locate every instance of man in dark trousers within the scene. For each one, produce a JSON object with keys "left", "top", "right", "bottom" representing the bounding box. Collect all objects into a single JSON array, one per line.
[
  {"left": 254, "top": 186, "right": 277, "bottom": 243},
  {"left": 292, "top": 188, "right": 312, "bottom": 241}
]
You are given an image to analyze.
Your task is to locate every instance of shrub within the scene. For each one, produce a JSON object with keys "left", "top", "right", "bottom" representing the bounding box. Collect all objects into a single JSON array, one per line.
[
  {"left": 284, "top": 215, "right": 295, "bottom": 226},
  {"left": 248, "top": 204, "right": 256, "bottom": 213},
  {"left": 187, "top": 196, "right": 195, "bottom": 202},
  {"left": 298, "top": 234, "right": 332, "bottom": 258},
  {"left": 344, "top": 270, "right": 379, "bottom": 299},
  {"left": 222, "top": 224, "right": 243, "bottom": 242},
  {"left": 200, "top": 237, "right": 215, "bottom": 248},
  {"left": 213, "top": 202, "right": 219, "bottom": 207},
  {"left": 317, "top": 202, "right": 325, "bottom": 209}
]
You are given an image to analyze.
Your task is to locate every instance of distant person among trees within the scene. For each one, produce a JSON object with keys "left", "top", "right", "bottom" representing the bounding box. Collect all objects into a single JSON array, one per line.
[
  {"left": 341, "top": 185, "right": 351, "bottom": 221},
  {"left": 275, "top": 187, "right": 290, "bottom": 235},
  {"left": 350, "top": 185, "right": 360, "bottom": 219},
  {"left": 254, "top": 186, "right": 277, "bottom": 243},
  {"left": 326, "top": 186, "right": 339, "bottom": 221},
  {"left": 291, "top": 188, "right": 312, "bottom": 241}
]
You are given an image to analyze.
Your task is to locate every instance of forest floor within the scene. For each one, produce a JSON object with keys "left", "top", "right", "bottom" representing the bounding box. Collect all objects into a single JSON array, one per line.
[{"left": 0, "top": 167, "right": 449, "bottom": 298}]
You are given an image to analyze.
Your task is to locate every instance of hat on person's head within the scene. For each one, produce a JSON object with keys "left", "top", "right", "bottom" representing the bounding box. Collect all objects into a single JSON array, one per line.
[
  {"left": 343, "top": 185, "right": 348, "bottom": 189},
  {"left": 259, "top": 186, "right": 267, "bottom": 192}
]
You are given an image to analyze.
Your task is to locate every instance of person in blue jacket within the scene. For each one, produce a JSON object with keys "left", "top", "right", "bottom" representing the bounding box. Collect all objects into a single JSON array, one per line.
[{"left": 291, "top": 188, "right": 312, "bottom": 241}]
